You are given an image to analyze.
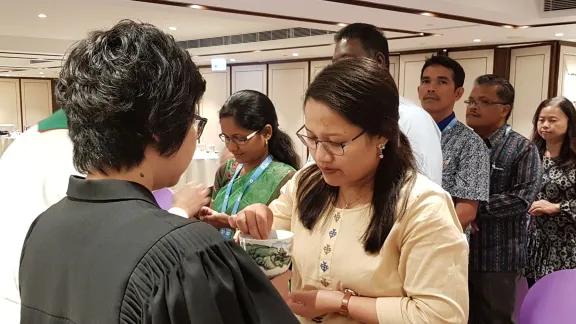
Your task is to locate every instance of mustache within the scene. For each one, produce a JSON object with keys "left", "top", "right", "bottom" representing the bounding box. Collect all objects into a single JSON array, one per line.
[{"left": 423, "top": 94, "right": 439, "bottom": 100}]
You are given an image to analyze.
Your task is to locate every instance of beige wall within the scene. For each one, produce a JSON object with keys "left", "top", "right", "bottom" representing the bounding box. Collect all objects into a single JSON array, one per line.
[
  {"left": 557, "top": 45, "right": 576, "bottom": 103},
  {"left": 268, "top": 62, "right": 309, "bottom": 161},
  {"left": 509, "top": 45, "right": 551, "bottom": 138},
  {"left": 0, "top": 79, "right": 22, "bottom": 130},
  {"left": 0, "top": 78, "right": 52, "bottom": 131},
  {"left": 449, "top": 49, "right": 494, "bottom": 122}
]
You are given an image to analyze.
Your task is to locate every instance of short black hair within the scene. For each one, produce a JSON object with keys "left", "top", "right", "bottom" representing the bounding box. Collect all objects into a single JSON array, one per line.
[
  {"left": 334, "top": 23, "right": 390, "bottom": 68},
  {"left": 57, "top": 20, "right": 206, "bottom": 174},
  {"left": 421, "top": 55, "right": 465, "bottom": 88},
  {"left": 474, "top": 74, "right": 515, "bottom": 120}
]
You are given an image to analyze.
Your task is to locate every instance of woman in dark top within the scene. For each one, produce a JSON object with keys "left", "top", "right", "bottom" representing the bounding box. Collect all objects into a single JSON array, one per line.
[
  {"left": 526, "top": 97, "right": 576, "bottom": 287},
  {"left": 18, "top": 20, "right": 297, "bottom": 324}
]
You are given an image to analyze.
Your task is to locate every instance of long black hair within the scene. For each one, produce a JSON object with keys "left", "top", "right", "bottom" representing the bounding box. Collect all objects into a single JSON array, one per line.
[
  {"left": 532, "top": 96, "right": 576, "bottom": 168},
  {"left": 219, "top": 90, "right": 301, "bottom": 170},
  {"left": 296, "top": 57, "right": 416, "bottom": 254}
]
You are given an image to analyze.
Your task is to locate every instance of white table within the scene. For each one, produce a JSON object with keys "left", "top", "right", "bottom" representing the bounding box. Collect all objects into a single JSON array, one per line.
[{"left": 173, "top": 152, "right": 220, "bottom": 190}]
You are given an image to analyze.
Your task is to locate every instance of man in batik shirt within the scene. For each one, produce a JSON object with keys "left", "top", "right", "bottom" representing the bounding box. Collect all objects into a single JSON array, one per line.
[
  {"left": 466, "top": 74, "right": 542, "bottom": 324},
  {"left": 418, "top": 55, "right": 490, "bottom": 235}
]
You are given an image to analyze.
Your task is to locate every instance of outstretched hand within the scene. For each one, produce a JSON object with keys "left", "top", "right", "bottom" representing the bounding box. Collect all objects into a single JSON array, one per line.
[{"left": 197, "top": 207, "right": 232, "bottom": 229}]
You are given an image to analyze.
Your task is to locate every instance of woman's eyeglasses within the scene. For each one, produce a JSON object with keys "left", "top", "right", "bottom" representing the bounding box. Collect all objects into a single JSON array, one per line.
[
  {"left": 219, "top": 129, "right": 260, "bottom": 146},
  {"left": 296, "top": 125, "right": 364, "bottom": 156},
  {"left": 193, "top": 115, "right": 207, "bottom": 140}
]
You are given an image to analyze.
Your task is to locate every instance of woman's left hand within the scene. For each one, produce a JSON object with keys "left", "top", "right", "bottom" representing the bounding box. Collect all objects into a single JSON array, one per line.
[
  {"left": 529, "top": 200, "right": 561, "bottom": 216},
  {"left": 287, "top": 290, "right": 343, "bottom": 319}
]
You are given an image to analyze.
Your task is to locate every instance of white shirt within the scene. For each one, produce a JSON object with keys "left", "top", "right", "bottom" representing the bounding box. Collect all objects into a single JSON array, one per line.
[
  {"left": 0, "top": 126, "right": 79, "bottom": 324},
  {"left": 307, "top": 96, "right": 443, "bottom": 185}
]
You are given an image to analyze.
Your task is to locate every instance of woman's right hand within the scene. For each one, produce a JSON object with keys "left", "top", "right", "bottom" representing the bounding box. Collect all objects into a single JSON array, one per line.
[{"left": 230, "top": 203, "right": 274, "bottom": 239}]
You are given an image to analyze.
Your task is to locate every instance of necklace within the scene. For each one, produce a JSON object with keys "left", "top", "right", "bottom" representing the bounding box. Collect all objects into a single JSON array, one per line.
[{"left": 340, "top": 189, "right": 373, "bottom": 209}]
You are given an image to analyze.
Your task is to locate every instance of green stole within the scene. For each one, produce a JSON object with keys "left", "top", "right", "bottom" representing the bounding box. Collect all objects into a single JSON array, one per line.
[{"left": 38, "top": 109, "right": 67, "bottom": 131}]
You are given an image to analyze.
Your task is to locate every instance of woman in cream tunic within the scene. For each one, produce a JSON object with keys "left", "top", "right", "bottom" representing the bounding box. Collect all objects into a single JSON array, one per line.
[{"left": 207, "top": 57, "right": 469, "bottom": 323}]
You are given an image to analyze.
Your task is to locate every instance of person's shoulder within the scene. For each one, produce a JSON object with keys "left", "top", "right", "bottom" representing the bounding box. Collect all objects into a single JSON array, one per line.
[
  {"left": 398, "top": 96, "right": 440, "bottom": 132},
  {"left": 509, "top": 129, "right": 538, "bottom": 153},
  {"left": 398, "top": 173, "right": 459, "bottom": 228},
  {"left": 401, "top": 173, "right": 452, "bottom": 213},
  {"left": 150, "top": 218, "right": 226, "bottom": 255},
  {"left": 271, "top": 161, "right": 297, "bottom": 174},
  {"left": 454, "top": 122, "right": 487, "bottom": 148}
]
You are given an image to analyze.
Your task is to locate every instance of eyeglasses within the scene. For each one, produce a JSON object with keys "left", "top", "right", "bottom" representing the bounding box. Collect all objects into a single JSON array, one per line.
[
  {"left": 219, "top": 129, "right": 260, "bottom": 146},
  {"left": 193, "top": 114, "right": 207, "bottom": 140},
  {"left": 296, "top": 125, "right": 364, "bottom": 156},
  {"left": 465, "top": 99, "right": 509, "bottom": 108}
]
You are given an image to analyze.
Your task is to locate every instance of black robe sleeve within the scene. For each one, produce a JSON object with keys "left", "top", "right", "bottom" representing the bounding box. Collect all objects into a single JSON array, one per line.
[{"left": 143, "top": 239, "right": 298, "bottom": 324}]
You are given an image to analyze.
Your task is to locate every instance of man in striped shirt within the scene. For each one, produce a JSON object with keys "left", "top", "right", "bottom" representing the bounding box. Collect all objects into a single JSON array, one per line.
[{"left": 466, "top": 74, "right": 542, "bottom": 324}]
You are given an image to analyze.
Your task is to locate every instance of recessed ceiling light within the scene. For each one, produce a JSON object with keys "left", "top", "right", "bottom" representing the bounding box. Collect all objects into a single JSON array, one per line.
[
  {"left": 190, "top": 4, "right": 204, "bottom": 9},
  {"left": 473, "top": 39, "right": 482, "bottom": 42},
  {"left": 337, "top": 23, "right": 347, "bottom": 27},
  {"left": 502, "top": 25, "right": 514, "bottom": 29},
  {"left": 229, "top": 58, "right": 236, "bottom": 62},
  {"left": 518, "top": 26, "right": 530, "bottom": 29},
  {"left": 38, "top": 13, "right": 47, "bottom": 18},
  {"left": 421, "top": 12, "right": 435, "bottom": 17},
  {"left": 555, "top": 33, "right": 564, "bottom": 37},
  {"left": 419, "top": 33, "right": 425, "bottom": 36},
  {"left": 292, "top": 53, "right": 299, "bottom": 57},
  {"left": 168, "top": 26, "right": 177, "bottom": 31},
  {"left": 39, "top": 72, "right": 44, "bottom": 75}
]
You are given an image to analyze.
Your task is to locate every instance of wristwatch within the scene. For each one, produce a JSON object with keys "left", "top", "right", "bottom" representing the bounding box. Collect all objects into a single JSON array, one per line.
[{"left": 339, "top": 288, "right": 357, "bottom": 317}]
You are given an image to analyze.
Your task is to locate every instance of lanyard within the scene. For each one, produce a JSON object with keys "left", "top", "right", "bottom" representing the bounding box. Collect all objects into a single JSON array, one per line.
[
  {"left": 441, "top": 117, "right": 458, "bottom": 134},
  {"left": 219, "top": 155, "right": 273, "bottom": 239}
]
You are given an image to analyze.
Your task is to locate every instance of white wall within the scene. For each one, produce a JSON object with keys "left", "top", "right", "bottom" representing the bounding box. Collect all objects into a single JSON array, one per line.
[
  {"left": 231, "top": 64, "right": 267, "bottom": 94},
  {"left": 449, "top": 49, "right": 495, "bottom": 121},
  {"left": 310, "top": 60, "right": 331, "bottom": 81},
  {"left": 509, "top": 45, "right": 551, "bottom": 138},
  {"left": 0, "top": 79, "right": 21, "bottom": 130},
  {"left": 199, "top": 68, "right": 230, "bottom": 148},
  {"left": 398, "top": 52, "right": 436, "bottom": 103},
  {"left": 268, "top": 62, "right": 309, "bottom": 162},
  {"left": 389, "top": 55, "right": 400, "bottom": 85},
  {"left": 20, "top": 79, "right": 52, "bottom": 129},
  {"left": 557, "top": 45, "right": 576, "bottom": 102}
]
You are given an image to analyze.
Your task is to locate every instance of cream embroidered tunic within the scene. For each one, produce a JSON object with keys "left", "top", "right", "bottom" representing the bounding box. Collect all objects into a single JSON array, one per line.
[{"left": 271, "top": 172, "right": 469, "bottom": 324}]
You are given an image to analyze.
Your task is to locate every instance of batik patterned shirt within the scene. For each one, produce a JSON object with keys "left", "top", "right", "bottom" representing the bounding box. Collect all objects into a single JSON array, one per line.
[
  {"left": 469, "top": 125, "right": 543, "bottom": 273},
  {"left": 440, "top": 119, "right": 490, "bottom": 204}
]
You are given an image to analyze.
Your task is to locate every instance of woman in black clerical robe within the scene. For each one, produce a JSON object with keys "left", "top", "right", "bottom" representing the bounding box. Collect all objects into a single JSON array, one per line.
[{"left": 18, "top": 20, "right": 297, "bottom": 324}]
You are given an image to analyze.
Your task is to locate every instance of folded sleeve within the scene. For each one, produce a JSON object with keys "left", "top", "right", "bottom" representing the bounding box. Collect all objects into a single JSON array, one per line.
[
  {"left": 375, "top": 191, "right": 469, "bottom": 323},
  {"left": 143, "top": 239, "right": 298, "bottom": 324},
  {"left": 269, "top": 173, "right": 298, "bottom": 231}
]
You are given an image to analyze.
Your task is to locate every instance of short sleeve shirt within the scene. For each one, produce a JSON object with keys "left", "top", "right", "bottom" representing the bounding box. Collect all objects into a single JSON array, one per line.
[{"left": 441, "top": 120, "right": 490, "bottom": 203}]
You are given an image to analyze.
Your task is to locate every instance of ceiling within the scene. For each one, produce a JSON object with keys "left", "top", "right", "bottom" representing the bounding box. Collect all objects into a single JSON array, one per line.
[{"left": 1, "top": 0, "right": 576, "bottom": 78}]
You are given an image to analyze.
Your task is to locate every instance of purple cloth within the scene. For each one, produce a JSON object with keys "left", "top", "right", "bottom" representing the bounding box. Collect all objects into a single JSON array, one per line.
[
  {"left": 152, "top": 188, "right": 173, "bottom": 210},
  {"left": 519, "top": 270, "right": 576, "bottom": 324}
]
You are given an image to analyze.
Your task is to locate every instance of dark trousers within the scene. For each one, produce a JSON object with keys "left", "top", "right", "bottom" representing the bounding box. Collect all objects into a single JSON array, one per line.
[{"left": 469, "top": 272, "right": 520, "bottom": 324}]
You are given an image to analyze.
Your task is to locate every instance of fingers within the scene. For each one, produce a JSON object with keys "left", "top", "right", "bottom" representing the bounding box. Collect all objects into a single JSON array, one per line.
[
  {"left": 471, "top": 221, "right": 479, "bottom": 233},
  {"left": 247, "top": 210, "right": 263, "bottom": 239}
]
